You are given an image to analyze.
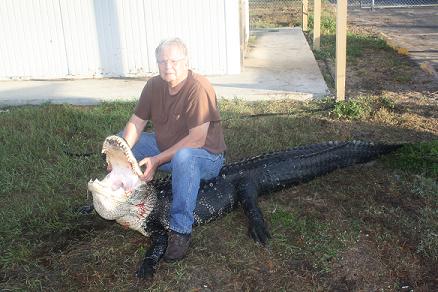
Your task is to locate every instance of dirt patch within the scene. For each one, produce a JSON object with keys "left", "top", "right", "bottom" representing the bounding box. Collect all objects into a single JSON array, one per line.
[
  {"left": 328, "top": 236, "right": 394, "bottom": 291},
  {"left": 250, "top": 4, "right": 303, "bottom": 28},
  {"left": 318, "top": 34, "right": 438, "bottom": 97},
  {"left": 348, "top": 7, "right": 438, "bottom": 74}
]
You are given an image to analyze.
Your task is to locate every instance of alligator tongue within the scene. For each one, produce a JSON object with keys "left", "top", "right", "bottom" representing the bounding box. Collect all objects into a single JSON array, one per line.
[{"left": 105, "top": 166, "right": 140, "bottom": 192}]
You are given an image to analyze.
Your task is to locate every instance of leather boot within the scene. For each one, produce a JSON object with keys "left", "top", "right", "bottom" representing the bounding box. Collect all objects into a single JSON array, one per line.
[{"left": 163, "top": 230, "right": 192, "bottom": 262}]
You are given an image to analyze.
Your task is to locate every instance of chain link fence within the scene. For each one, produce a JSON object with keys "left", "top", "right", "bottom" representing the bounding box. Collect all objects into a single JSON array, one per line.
[
  {"left": 337, "top": 0, "right": 438, "bottom": 8},
  {"left": 249, "top": 0, "right": 438, "bottom": 30},
  {"left": 249, "top": 0, "right": 305, "bottom": 30}
]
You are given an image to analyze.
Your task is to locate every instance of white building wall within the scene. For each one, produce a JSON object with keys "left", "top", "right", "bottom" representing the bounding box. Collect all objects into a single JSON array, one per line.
[
  {"left": 0, "top": 0, "right": 69, "bottom": 78},
  {"left": 0, "top": 0, "right": 241, "bottom": 79}
]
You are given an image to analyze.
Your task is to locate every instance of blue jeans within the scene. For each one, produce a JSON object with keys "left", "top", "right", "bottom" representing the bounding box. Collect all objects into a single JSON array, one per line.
[{"left": 121, "top": 132, "right": 224, "bottom": 234}]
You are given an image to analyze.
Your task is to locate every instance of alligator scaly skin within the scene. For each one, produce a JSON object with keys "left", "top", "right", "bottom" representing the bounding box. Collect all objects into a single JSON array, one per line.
[
  {"left": 144, "top": 140, "right": 400, "bottom": 230},
  {"left": 88, "top": 137, "right": 400, "bottom": 279}
]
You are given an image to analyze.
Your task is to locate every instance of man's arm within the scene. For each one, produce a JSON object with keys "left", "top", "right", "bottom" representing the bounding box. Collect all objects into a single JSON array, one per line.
[
  {"left": 123, "top": 114, "right": 148, "bottom": 148},
  {"left": 139, "top": 122, "right": 210, "bottom": 181}
]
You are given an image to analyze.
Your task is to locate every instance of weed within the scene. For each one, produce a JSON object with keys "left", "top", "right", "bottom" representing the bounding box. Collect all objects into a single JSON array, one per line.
[
  {"left": 330, "top": 99, "right": 371, "bottom": 120},
  {"left": 326, "top": 94, "right": 400, "bottom": 121},
  {"left": 378, "top": 95, "right": 396, "bottom": 110},
  {"left": 308, "top": 12, "right": 336, "bottom": 36}
]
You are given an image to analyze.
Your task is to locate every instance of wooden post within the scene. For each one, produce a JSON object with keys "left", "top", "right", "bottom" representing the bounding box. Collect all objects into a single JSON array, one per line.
[
  {"left": 239, "top": 0, "right": 249, "bottom": 66},
  {"left": 239, "top": 0, "right": 245, "bottom": 66},
  {"left": 313, "top": 0, "right": 321, "bottom": 50},
  {"left": 336, "top": 0, "right": 348, "bottom": 101},
  {"left": 302, "top": 0, "right": 308, "bottom": 32}
]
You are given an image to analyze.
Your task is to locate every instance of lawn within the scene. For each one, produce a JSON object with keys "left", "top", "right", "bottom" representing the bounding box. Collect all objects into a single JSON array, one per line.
[
  {"left": 1, "top": 96, "right": 436, "bottom": 291},
  {"left": 1, "top": 6, "right": 438, "bottom": 292}
]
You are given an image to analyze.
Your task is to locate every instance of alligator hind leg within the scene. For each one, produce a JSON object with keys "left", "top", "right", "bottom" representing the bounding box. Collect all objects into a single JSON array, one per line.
[
  {"left": 237, "top": 178, "right": 271, "bottom": 245},
  {"left": 136, "top": 227, "right": 168, "bottom": 280}
]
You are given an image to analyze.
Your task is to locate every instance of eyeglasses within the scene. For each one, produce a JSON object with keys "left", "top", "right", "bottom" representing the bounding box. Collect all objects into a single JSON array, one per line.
[{"left": 157, "top": 57, "right": 185, "bottom": 66}]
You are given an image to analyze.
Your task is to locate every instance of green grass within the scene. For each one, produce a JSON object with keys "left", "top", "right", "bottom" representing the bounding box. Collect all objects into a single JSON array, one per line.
[
  {"left": 270, "top": 207, "right": 359, "bottom": 272},
  {"left": 308, "top": 11, "right": 390, "bottom": 62},
  {"left": 385, "top": 141, "right": 438, "bottom": 179},
  {"left": 364, "top": 173, "right": 438, "bottom": 261},
  {"left": 0, "top": 100, "right": 314, "bottom": 271},
  {"left": 0, "top": 102, "right": 135, "bottom": 268},
  {"left": 0, "top": 99, "right": 437, "bottom": 290},
  {"left": 312, "top": 28, "right": 391, "bottom": 62}
]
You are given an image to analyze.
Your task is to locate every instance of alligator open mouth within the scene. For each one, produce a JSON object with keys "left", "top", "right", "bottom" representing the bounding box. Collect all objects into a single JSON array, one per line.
[
  {"left": 88, "top": 135, "right": 154, "bottom": 236},
  {"left": 101, "top": 135, "right": 143, "bottom": 182},
  {"left": 89, "top": 135, "right": 142, "bottom": 196}
]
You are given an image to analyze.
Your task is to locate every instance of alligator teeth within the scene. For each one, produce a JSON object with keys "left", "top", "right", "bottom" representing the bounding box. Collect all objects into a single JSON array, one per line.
[{"left": 102, "top": 135, "right": 143, "bottom": 176}]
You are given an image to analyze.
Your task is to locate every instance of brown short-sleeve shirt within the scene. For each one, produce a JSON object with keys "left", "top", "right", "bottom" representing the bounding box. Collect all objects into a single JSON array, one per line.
[{"left": 134, "top": 70, "right": 226, "bottom": 154}]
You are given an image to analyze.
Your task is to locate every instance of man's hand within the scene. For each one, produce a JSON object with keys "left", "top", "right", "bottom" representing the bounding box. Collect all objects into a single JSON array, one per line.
[{"left": 138, "top": 156, "right": 160, "bottom": 181}]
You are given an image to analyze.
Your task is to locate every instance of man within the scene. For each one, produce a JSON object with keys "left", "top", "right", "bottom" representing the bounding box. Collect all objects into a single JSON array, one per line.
[{"left": 120, "top": 38, "right": 226, "bottom": 261}]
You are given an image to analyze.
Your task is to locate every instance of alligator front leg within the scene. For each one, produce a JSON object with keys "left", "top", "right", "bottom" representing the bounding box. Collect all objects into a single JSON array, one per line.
[
  {"left": 77, "top": 204, "right": 94, "bottom": 215},
  {"left": 237, "top": 178, "right": 271, "bottom": 245},
  {"left": 136, "top": 227, "right": 168, "bottom": 280}
]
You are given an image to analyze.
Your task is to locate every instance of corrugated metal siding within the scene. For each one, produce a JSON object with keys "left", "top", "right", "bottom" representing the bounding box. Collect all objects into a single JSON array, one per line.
[
  {"left": 59, "top": 0, "right": 100, "bottom": 77},
  {"left": 0, "top": 0, "right": 69, "bottom": 78},
  {"left": 0, "top": 0, "right": 240, "bottom": 79}
]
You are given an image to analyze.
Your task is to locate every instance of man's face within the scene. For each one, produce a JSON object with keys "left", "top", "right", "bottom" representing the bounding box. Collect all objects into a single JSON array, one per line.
[{"left": 157, "top": 45, "right": 188, "bottom": 86}]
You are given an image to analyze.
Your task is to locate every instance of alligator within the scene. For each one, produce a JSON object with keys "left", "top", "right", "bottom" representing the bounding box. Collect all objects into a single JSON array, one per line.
[{"left": 87, "top": 135, "right": 400, "bottom": 279}]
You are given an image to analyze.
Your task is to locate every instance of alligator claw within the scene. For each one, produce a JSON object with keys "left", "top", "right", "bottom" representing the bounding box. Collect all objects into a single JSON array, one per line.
[
  {"left": 249, "top": 218, "right": 271, "bottom": 245},
  {"left": 248, "top": 209, "right": 271, "bottom": 245}
]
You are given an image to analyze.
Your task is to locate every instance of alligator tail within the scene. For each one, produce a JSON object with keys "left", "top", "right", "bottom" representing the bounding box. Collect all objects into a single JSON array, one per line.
[{"left": 255, "top": 140, "right": 402, "bottom": 194}]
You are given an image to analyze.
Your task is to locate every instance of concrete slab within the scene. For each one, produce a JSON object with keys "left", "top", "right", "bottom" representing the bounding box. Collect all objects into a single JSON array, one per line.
[
  {"left": 0, "top": 28, "right": 329, "bottom": 107},
  {"left": 0, "top": 79, "right": 145, "bottom": 106}
]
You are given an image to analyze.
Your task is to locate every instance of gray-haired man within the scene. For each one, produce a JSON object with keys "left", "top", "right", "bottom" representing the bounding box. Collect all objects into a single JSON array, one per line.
[{"left": 120, "top": 38, "right": 226, "bottom": 261}]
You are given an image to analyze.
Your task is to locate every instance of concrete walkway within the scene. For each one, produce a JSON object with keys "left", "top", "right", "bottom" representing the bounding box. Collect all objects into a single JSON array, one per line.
[
  {"left": 210, "top": 28, "right": 329, "bottom": 101},
  {"left": 0, "top": 28, "right": 329, "bottom": 107}
]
